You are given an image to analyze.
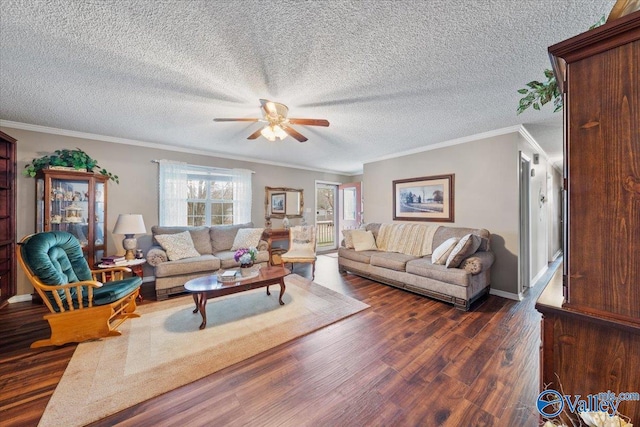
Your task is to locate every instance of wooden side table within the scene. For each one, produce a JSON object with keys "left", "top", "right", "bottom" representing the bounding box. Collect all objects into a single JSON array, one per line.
[
  {"left": 262, "top": 229, "right": 290, "bottom": 266},
  {"left": 97, "top": 258, "right": 146, "bottom": 301},
  {"left": 97, "top": 258, "right": 146, "bottom": 278}
]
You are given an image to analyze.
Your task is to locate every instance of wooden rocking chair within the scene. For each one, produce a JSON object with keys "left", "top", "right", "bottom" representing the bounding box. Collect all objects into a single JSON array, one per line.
[{"left": 17, "top": 231, "right": 142, "bottom": 348}]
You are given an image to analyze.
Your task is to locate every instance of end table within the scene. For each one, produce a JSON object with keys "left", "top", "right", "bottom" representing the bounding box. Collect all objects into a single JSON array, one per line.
[{"left": 97, "top": 258, "right": 146, "bottom": 278}]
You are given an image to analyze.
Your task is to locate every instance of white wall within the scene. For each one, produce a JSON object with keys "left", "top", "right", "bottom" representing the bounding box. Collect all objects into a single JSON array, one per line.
[{"left": 6, "top": 126, "right": 352, "bottom": 296}]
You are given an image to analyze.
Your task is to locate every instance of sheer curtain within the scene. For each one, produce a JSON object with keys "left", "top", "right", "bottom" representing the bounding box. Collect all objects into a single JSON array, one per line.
[
  {"left": 158, "top": 160, "right": 188, "bottom": 226},
  {"left": 232, "top": 168, "right": 252, "bottom": 224}
]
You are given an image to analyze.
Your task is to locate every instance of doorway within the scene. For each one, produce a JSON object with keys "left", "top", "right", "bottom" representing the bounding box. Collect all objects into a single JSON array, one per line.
[
  {"left": 315, "top": 182, "right": 338, "bottom": 251},
  {"left": 339, "top": 182, "right": 362, "bottom": 231},
  {"left": 519, "top": 152, "right": 531, "bottom": 295}
]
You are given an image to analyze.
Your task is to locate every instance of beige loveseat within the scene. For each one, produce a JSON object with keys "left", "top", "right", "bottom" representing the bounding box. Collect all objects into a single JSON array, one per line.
[
  {"left": 146, "top": 223, "right": 270, "bottom": 300},
  {"left": 338, "top": 223, "right": 494, "bottom": 310}
]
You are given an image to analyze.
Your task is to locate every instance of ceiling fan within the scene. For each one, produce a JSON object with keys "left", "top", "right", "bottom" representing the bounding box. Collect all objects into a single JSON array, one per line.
[{"left": 214, "top": 99, "right": 329, "bottom": 142}]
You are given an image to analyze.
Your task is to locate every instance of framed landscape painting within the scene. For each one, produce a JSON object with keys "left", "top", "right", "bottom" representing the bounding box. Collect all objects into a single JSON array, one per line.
[
  {"left": 393, "top": 174, "right": 454, "bottom": 222},
  {"left": 270, "top": 193, "right": 286, "bottom": 214}
]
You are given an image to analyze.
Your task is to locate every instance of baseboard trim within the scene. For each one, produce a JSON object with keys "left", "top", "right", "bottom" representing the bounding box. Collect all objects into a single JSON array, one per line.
[
  {"left": 9, "top": 294, "right": 33, "bottom": 303},
  {"left": 530, "top": 265, "right": 549, "bottom": 288},
  {"left": 490, "top": 288, "right": 523, "bottom": 301},
  {"left": 551, "top": 249, "right": 563, "bottom": 262}
]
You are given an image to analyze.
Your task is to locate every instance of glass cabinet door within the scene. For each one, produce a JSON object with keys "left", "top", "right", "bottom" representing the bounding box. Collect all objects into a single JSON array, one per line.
[
  {"left": 36, "top": 170, "right": 108, "bottom": 266},
  {"left": 49, "top": 177, "right": 90, "bottom": 246}
]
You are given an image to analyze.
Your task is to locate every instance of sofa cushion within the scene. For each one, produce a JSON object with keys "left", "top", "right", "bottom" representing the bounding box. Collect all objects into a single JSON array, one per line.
[
  {"left": 154, "top": 254, "right": 221, "bottom": 277},
  {"left": 365, "top": 223, "right": 382, "bottom": 240},
  {"left": 338, "top": 247, "right": 376, "bottom": 264},
  {"left": 406, "top": 258, "right": 470, "bottom": 287},
  {"left": 446, "top": 234, "right": 481, "bottom": 268},
  {"left": 210, "top": 222, "right": 253, "bottom": 252},
  {"left": 342, "top": 229, "right": 355, "bottom": 249},
  {"left": 432, "top": 226, "right": 490, "bottom": 252},
  {"left": 151, "top": 226, "right": 213, "bottom": 255},
  {"left": 231, "top": 228, "right": 264, "bottom": 250},
  {"left": 352, "top": 230, "right": 378, "bottom": 251},
  {"left": 189, "top": 227, "right": 214, "bottom": 254},
  {"left": 431, "top": 237, "right": 459, "bottom": 265},
  {"left": 155, "top": 231, "right": 201, "bottom": 261},
  {"left": 370, "top": 252, "right": 420, "bottom": 272}
]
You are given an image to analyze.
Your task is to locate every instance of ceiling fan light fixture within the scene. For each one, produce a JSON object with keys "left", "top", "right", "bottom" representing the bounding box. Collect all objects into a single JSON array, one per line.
[
  {"left": 273, "top": 125, "right": 287, "bottom": 140},
  {"left": 260, "top": 125, "right": 287, "bottom": 141},
  {"left": 260, "top": 126, "right": 276, "bottom": 141},
  {"left": 215, "top": 99, "right": 327, "bottom": 143}
]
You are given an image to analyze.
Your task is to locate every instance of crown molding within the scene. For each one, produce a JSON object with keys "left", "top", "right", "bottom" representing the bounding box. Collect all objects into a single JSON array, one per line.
[
  {"left": 363, "top": 125, "right": 523, "bottom": 165},
  {"left": 0, "top": 120, "right": 357, "bottom": 176},
  {"left": 362, "top": 124, "right": 561, "bottom": 173}
]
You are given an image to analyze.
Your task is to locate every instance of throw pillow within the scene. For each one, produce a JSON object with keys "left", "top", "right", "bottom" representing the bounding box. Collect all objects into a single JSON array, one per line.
[
  {"left": 342, "top": 229, "right": 355, "bottom": 249},
  {"left": 351, "top": 230, "right": 378, "bottom": 251},
  {"left": 431, "top": 237, "right": 460, "bottom": 265},
  {"left": 155, "top": 231, "right": 201, "bottom": 261},
  {"left": 231, "top": 228, "right": 265, "bottom": 251},
  {"left": 445, "top": 234, "right": 481, "bottom": 268}
]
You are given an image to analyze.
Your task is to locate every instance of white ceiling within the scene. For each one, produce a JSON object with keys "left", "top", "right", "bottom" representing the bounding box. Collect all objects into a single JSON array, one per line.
[{"left": 0, "top": 0, "right": 615, "bottom": 174}]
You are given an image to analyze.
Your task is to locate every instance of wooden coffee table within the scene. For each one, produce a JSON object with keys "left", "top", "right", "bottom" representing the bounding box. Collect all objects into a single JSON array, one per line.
[{"left": 184, "top": 266, "right": 290, "bottom": 330}]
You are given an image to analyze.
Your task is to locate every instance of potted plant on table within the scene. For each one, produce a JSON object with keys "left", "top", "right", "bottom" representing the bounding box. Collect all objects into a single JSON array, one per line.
[
  {"left": 23, "top": 148, "right": 119, "bottom": 183},
  {"left": 234, "top": 247, "right": 258, "bottom": 276}
]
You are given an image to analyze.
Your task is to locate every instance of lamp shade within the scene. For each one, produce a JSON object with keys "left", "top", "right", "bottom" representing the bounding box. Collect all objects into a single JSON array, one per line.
[{"left": 113, "top": 214, "right": 146, "bottom": 235}]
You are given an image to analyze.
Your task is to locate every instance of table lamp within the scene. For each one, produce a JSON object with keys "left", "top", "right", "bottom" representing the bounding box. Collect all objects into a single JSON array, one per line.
[{"left": 113, "top": 214, "right": 146, "bottom": 260}]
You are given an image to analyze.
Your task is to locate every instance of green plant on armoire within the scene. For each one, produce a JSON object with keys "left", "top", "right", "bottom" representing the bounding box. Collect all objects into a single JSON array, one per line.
[{"left": 23, "top": 148, "right": 119, "bottom": 183}]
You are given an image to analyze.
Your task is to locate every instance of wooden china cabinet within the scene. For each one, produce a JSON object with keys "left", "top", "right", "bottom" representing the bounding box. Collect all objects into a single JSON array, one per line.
[
  {"left": 36, "top": 169, "right": 109, "bottom": 266},
  {"left": 536, "top": 12, "right": 640, "bottom": 421},
  {"left": 0, "top": 131, "right": 17, "bottom": 308}
]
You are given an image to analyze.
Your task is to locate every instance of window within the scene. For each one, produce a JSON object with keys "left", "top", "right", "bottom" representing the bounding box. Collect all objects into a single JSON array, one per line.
[
  {"left": 158, "top": 160, "right": 252, "bottom": 226},
  {"left": 187, "top": 173, "right": 234, "bottom": 226}
]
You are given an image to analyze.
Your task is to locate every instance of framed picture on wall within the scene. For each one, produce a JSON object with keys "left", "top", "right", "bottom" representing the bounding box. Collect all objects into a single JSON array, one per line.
[
  {"left": 270, "top": 192, "right": 286, "bottom": 214},
  {"left": 392, "top": 174, "right": 454, "bottom": 222}
]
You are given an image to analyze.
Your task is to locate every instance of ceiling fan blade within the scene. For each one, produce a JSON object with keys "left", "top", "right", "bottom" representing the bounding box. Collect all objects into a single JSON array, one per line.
[
  {"left": 283, "top": 126, "right": 308, "bottom": 143},
  {"left": 213, "top": 118, "right": 259, "bottom": 122},
  {"left": 288, "top": 118, "right": 330, "bottom": 127},
  {"left": 247, "top": 128, "right": 263, "bottom": 140}
]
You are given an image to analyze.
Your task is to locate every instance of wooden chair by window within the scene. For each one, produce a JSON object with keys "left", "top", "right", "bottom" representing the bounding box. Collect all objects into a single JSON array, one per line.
[
  {"left": 17, "top": 231, "right": 142, "bottom": 348},
  {"left": 280, "top": 225, "right": 317, "bottom": 279}
]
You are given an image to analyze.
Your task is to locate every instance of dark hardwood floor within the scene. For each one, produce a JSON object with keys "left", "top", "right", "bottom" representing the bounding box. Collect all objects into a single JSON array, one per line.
[{"left": 1, "top": 255, "right": 556, "bottom": 426}]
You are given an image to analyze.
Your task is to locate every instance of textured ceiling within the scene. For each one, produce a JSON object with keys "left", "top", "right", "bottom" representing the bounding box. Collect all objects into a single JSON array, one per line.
[{"left": 0, "top": 0, "right": 615, "bottom": 174}]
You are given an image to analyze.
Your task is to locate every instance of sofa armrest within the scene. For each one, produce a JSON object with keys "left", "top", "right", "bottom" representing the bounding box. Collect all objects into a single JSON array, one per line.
[
  {"left": 461, "top": 251, "right": 495, "bottom": 275},
  {"left": 257, "top": 239, "right": 268, "bottom": 251},
  {"left": 146, "top": 245, "right": 168, "bottom": 267}
]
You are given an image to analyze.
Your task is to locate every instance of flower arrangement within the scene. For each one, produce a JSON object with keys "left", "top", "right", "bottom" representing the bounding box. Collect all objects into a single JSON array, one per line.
[
  {"left": 543, "top": 411, "right": 633, "bottom": 427},
  {"left": 234, "top": 247, "right": 257, "bottom": 267}
]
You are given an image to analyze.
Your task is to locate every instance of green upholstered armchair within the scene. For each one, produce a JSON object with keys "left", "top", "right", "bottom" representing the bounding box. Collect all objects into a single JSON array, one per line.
[{"left": 17, "top": 231, "right": 142, "bottom": 348}]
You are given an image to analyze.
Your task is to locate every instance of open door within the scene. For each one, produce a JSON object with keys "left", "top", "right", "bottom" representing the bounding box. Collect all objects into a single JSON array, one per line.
[{"left": 339, "top": 182, "right": 362, "bottom": 233}]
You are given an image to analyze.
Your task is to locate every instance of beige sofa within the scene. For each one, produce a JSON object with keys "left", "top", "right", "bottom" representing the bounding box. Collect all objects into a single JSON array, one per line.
[
  {"left": 146, "top": 223, "right": 269, "bottom": 300},
  {"left": 338, "top": 223, "right": 494, "bottom": 310}
]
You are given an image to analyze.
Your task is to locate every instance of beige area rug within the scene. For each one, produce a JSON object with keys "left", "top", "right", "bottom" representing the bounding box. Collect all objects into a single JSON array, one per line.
[{"left": 38, "top": 275, "right": 369, "bottom": 427}]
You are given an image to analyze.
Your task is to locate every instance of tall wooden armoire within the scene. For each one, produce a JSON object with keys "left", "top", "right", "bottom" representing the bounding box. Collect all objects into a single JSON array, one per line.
[
  {"left": 536, "top": 11, "right": 640, "bottom": 421},
  {"left": 0, "top": 131, "right": 17, "bottom": 308}
]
